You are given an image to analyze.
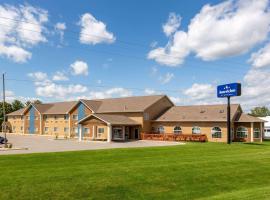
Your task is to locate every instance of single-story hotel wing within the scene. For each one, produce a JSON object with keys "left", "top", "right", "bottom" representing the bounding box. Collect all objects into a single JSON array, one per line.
[{"left": 6, "top": 95, "right": 264, "bottom": 143}]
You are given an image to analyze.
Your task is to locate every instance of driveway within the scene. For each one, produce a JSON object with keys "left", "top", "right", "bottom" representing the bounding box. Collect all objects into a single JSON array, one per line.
[{"left": 0, "top": 134, "right": 183, "bottom": 155}]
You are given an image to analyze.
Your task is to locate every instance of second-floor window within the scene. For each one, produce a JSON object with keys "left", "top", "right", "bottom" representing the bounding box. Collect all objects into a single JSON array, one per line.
[{"left": 73, "top": 115, "right": 78, "bottom": 120}]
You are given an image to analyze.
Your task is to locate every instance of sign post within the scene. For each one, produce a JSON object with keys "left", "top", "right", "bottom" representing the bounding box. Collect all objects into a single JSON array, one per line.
[{"left": 217, "top": 83, "right": 241, "bottom": 144}]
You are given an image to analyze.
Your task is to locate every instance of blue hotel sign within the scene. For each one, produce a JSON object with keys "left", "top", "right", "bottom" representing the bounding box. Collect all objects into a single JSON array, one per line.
[{"left": 217, "top": 83, "right": 241, "bottom": 98}]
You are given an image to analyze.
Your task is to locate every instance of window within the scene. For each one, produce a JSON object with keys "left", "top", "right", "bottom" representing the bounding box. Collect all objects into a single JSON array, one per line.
[
  {"left": 44, "top": 127, "right": 49, "bottom": 132},
  {"left": 35, "top": 128, "right": 38, "bottom": 132},
  {"left": 64, "top": 115, "right": 69, "bottom": 120},
  {"left": 157, "top": 126, "right": 165, "bottom": 134},
  {"left": 84, "top": 128, "right": 90, "bottom": 134},
  {"left": 73, "top": 115, "right": 78, "bottom": 120},
  {"left": 211, "top": 127, "right": 222, "bottom": 138},
  {"left": 27, "top": 116, "right": 30, "bottom": 120},
  {"left": 54, "top": 116, "right": 58, "bottom": 120},
  {"left": 13, "top": 126, "right": 16, "bottom": 130},
  {"left": 236, "top": 127, "right": 248, "bottom": 138},
  {"left": 253, "top": 128, "right": 260, "bottom": 138},
  {"left": 192, "top": 126, "right": 201, "bottom": 134},
  {"left": 43, "top": 115, "right": 47, "bottom": 120},
  {"left": 54, "top": 127, "right": 58, "bottom": 132},
  {"left": 35, "top": 116, "right": 38, "bottom": 120},
  {"left": 173, "top": 126, "right": 182, "bottom": 134},
  {"left": 21, "top": 116, "right": 24, "bottom": 120},
  {"left": 64, "top": 127, "right": 69, "bottom": 133},
  {"left": 98, "top": 128, "right": 104, "bottom": 133},
  {"left": 20, "top": 126, "right": 23, "bottom": 131}
]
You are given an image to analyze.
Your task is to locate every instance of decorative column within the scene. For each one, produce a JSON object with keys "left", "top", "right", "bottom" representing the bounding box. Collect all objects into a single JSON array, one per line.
[
  {"left": 250, "top": 122, "right": 254, "bottom": 142},
  {"left": 79, "top": 124, "right": 82, "bottom": 142},
  {"left": 107, "top": 124, "right": 112, "bottom": 142},
  {"left": 92, "top": 126, "right": 95, "bottom": 140},
  {"left": 40, "top": 114, "right": 42, "bottom": 135}
]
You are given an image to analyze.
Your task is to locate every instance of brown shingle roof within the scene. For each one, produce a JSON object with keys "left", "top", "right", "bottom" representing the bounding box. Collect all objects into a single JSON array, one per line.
[
  {"left": 155, "top": 104, "right": 241, "bottom": 122},
  {"left": 80, "top": 100, "right": 102, "bottom": 112},
  {"left": 22, "top": 101, "right": 77, "bottom": 115},
  {"left": 94, "top": 95, "right": 167, "bottom": 113},
  {"left": 236, "top": 113, "right": 265, "bottom": 123},
  {"left": 79, "top": 114, "right": 140, "bottom": 125},
  {"left": 7, "top": 108, "right": 25, "bottom": 116}
]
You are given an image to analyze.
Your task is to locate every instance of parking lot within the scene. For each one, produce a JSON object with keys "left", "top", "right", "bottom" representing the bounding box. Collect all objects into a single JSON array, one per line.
[{"left": 0, "top": 134, "right": 182, "bottom": 155}]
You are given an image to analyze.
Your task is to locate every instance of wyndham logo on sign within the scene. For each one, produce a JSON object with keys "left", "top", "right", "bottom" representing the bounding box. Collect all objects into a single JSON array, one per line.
[{"left": 217, "top": 83, "right": 241, "bottom": 98}]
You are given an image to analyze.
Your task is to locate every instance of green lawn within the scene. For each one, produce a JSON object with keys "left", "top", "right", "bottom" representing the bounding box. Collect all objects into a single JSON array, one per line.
[{"left": 1, "top": 142, "right": 270, "bottom": 200}]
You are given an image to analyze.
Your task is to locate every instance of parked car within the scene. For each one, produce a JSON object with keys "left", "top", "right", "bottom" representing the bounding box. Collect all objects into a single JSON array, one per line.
[{"left": 0, "top": 136, "right": 8, "bottom": 144}]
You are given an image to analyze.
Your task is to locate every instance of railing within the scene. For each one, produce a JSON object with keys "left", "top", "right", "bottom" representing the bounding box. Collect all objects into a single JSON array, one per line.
[{"left": 141, "top": 133, "right": 207, "bottom": 142}]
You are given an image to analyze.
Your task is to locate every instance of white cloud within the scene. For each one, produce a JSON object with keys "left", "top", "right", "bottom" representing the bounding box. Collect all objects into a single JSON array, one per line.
[
  {"left": 159, "top": 72, "right": 174, "bottom": 84},
  {"left": 0, "top": 44, "right": 31, "bottom": 63},
  {"left": 249, "top": 43, "right": 270, "bottom": 68},
  {"left": 184, "top": 83, "right": 215, "bottom": 101},
  {"left": 28, "top": 71, "right": 48, "bottom": 81},
  {"left": 0, "top": 4, "right": 48, "bottom": 63},
  {"left": 148, "top": 31, "right": 189, "bottom": 66},
  {"left": 144, "top": 88, "right": 158, "bottom": 95},
  {"left": 36, "top": 83, "right": 88, "bottom": 98},
  {"left": 52, "top": 71, "right": 69, "bottom": 81},
  {"left": 54, "top": 22, "right": 66, "bottom": 42},
  {"left": 148, "top": 0, "right": 270, "bottom": 66},
  {"left": 78, "top": 13, "right": 115, "bottom": 45},
  {"left": 89, "top": 87, "right": 132, "bottom": 99},
  {"left": 70, "top": 60, "right": 89, "bottom": 76},
  {"left": 169, "top": 96, "right": 183, "bottom": 104},
  {"left": 162, "top": 13, "right": 181, "bottom": 36},
  {"left": 0, "top": 90, "right": 38, "bottom": 103}
]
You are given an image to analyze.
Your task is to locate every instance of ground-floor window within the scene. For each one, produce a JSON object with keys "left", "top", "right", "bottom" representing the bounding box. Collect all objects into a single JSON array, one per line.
[
  {"left": 44, "top": 127, "right": 49, "bottom": 132},
  {"left": 157, "top": 126, "right": 165, "bottom": 134},
  {"left": 84, "top": 128, "right": 90, "bottom": 134},
  {"left": 236, "top": 127, "right": 248, "bottom": 138},
  {"left": 211, "top": 127, "right": 222, "bottom": 138},
  {"left": 264, "top": 128, "right": 270, "bottom": 137},
  {"left": 192, "top": 126, "right": 201, "bottom": 134},
  {"left": 173, "top": 126, "right": 182, "bottom": 134},
  {"left": 253, "top": 128, "right": 260, "bottom": 138},
  {"left": 64, "top": 127, "right": 69, "bottom": 133}
]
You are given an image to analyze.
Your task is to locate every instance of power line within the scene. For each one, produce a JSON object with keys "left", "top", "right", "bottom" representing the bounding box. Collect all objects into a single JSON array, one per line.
[
  {"left": 0, "top": 16, "right": 248, "bottom": 68},
  {"left": 0, "top": 22, "right": 246, "bottom": 77}
]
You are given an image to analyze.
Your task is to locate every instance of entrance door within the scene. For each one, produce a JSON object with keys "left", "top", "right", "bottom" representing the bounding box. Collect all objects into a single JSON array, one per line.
[{"left": 134, "top": 128, "right": 139, "bottom": 139}]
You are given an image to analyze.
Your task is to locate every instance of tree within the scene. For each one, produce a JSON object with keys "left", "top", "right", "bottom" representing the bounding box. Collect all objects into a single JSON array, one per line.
[
  {"left": 249, "top": 106, "right": 270, "bottom": 117},
  {"left": 0, "top": 102, "right": 13, "bottom": 129},
  {"left": 25, "top": 99, "right": 42, "bottom": 106},
  {"left": 11, "top": 100, "right": 24, "bottom": 111}
]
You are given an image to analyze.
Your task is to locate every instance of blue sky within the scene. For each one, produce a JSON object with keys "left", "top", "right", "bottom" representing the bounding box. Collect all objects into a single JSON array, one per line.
[{"left": 0, "top": 0, "right": 270, "bottom": 110}]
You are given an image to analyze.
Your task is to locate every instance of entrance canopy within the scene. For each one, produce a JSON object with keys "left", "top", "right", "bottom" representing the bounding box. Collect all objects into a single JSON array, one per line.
[{"left": 78, "top": 113, "right": 140, "bottom": 126}]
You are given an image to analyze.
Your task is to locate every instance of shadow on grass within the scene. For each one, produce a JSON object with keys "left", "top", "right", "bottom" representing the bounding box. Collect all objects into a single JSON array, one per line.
[{"left": 243, "top": 142, "right": 268, "bottom": 146}]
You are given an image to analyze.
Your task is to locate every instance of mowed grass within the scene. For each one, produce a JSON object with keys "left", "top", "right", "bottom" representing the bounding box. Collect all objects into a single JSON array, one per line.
[{"left": 1, "top": 142, "right": 270, "bottom": 200}]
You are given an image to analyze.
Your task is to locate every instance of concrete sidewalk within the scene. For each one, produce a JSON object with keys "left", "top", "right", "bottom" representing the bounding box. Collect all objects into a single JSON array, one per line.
[{"left": 0, "top": 134, "right": 183, "bottom": 155}]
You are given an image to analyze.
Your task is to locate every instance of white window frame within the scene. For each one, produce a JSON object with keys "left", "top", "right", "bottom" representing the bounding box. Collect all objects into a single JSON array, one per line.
[
  {"left": 73, "top": 115, "right": 78, "bottom": 120},
  {"left": 236, "top": 127, "right": 248, "bottom": 138},
  {"left": 157, "top": 126, "right": 165, "bottom": 134},
  {"left": 173, "top": 126, "right": 182, "bottom": 134},
  {"left": 211, "top": 127, "right": 222, "bottom": 138},
  {"left": 192, "top": 126, "right": 201, "bottom": 134}
]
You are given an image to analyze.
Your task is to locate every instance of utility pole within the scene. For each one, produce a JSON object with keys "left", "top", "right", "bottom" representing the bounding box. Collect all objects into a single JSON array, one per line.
[{"left": 2, "top": 73, "right": 7, "bottom": 148}]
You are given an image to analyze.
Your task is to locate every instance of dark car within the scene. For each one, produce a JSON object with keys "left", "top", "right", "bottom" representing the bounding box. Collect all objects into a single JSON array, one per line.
[{"left": 0, "top": 136, "right": 8, "bottom": 144}]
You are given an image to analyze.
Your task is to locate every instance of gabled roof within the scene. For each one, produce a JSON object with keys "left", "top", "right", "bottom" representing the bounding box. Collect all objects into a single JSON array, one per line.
[
  {"left": 155, "top": 104, "right": 241, "bottom": 122},
  {"left": 7, "top": 108, "right": 25, "bottom": 116},
  {"left": 78, "top": 114, "right": 140, "bottom": 125},
  {"left": 35, "top": 101, "right": 77, "bottom": 114},
  {"left": 236, "top": 113, "right": 265, "bottom": 123},
  {"left": 94, "top": 95, "right": 168, "bottom": 113},
  {"left": 80, "top": 99, "right": 102, "bottom": 112}
]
